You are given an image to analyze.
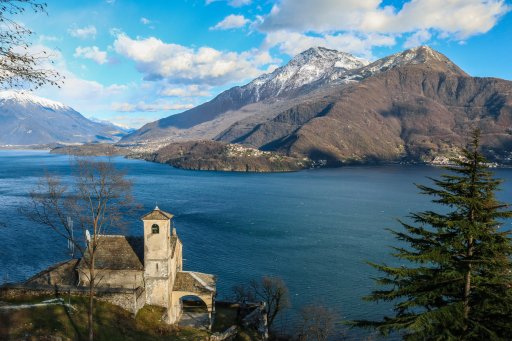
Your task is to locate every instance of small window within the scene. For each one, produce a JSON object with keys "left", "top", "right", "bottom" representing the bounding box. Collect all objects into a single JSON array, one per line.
[{"left": 151, "top": 224, "right": 159, "bottom": 234}]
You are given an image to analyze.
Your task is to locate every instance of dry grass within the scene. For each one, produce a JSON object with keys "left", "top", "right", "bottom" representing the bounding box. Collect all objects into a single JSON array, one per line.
[{"left": 0, "top": 295, "right": 210, "bottom": 341}]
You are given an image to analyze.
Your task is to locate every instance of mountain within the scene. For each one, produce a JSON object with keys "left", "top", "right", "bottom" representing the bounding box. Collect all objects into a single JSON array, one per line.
[
  {"left": 0, "top": 91, "right": 127, "bottom": 145},
  {"left": 121, "top": 47, "right": 368, "bottom": 144},
  {"left": 121, "top": 46, "right": 512, "bottom": 165},
  {"left": 89, "top": 117, "right": 136, "bottom": 135}
]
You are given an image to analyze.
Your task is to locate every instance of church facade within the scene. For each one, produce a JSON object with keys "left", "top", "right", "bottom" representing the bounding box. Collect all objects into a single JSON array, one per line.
[{"left": 75, "top": 206, "right": 216, "bottom": 325}]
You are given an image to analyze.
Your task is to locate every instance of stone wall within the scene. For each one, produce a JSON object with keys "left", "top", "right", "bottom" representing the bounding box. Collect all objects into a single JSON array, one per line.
[
  {"left": 94, "top": 287, "right": 145, "bottom": 314},
  {"left": 0, "top": 284, "right": 146, "bottom": 315},
  {"left": 78, "top": 269, "right": 144, "bottom": 289}
]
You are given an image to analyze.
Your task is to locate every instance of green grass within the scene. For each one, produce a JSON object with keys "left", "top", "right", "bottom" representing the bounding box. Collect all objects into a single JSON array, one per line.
[{"left": 0, "top": 295, "right": 210, "bottom": 341}]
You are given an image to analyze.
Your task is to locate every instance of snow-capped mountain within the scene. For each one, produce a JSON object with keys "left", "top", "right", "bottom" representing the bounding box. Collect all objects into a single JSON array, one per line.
[
  {"left": 122, "top": 46, "right": 474, "bottom": 148},
  {"left": 243, "top": 47, "right": 369, "bottom": 101},
  {"left": 0, "top": 91, "right": 70, "bottom": 111},
  {"left": 122, "top": 45, "right": 512, "bottom": 164},
  {"left": 0, "top": 91, "right": 127, "bottom": 145},
  {"left": 89, "top": 116, "right": 136, "bottom": 134},
  {"left": 123, "top": 46, "right": 371, "bottom": 142},
  {"left": 348, "top": 46, "right": 466, "bottom": 80}
]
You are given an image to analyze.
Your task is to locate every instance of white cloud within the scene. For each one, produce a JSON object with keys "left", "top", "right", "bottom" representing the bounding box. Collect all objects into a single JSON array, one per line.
[
  {"left": 261, "top": 0, "right": 509, "bottom": 37},
  {"left": 403, "top": 29, "right": 432, "bottom": 48},
  {"left": 68, "top": 25, "right": 97, "bottom": 39},
  {"left": 39, "top": 35, "right": 60, "bottom": 43},
  {"left": 26, "top": 43, "right": 196, "bottom": 128},
  {"left": 363, "top": 0, "right": 509, "bottom": 38},
  {"left": 109, "top": 27, "right": 123, "bottom": 37},
  {"left": 258, "top": 0, "right": 510, "bottom": 55},
  {"left": 160, "top": 84, "right": 211, "bottom": 97},
  {"left": 210, "top": 14, "right": 250, "bottom": 30},
  {"left": 28, "top": 44, "right": 131, "bottom": 115},
  {"left": 110, "top": 115, "right": 156, "bottom": 128},
  {"left": 113, "top": 33, "right": 271, "bottom": 85},
  {"left": 140, "top": 17, "right": 156, "bottom": 29},
  {"left": 230, "top": 0, "right": 251, "bottom": 6},
  {"left": 206, "top": 0, "right": 251, "bottom": 7},
  {"left": 264, "top": 30, "right": 395, "bottom": 59},
  {"left": 260, "top": 0, "right": 376, "bottom": 33},
  {"left": 74, "top": 46, "right": 108, "bottom": 64},
  {"left": 111, "top": 101, "right": 194, "bottom": 112}
]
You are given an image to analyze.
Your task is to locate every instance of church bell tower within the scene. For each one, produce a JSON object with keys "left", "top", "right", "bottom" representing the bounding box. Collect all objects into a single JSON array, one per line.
[{"left": 141, "top": 206, "right": 174, "bottom": 307}]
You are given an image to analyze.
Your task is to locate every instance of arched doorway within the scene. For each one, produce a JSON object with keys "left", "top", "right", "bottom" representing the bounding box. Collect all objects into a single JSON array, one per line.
[
  {"left": 178, "top": 295, "right": 211, "bottom": 330},
  {"left": 171, "top": 271, "right": 216, "bottom": 328}
]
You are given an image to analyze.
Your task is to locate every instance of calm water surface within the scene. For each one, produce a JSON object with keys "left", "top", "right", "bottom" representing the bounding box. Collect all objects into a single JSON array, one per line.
[{"left": 1, "top": 150, "right": 511, "bottom": 337}]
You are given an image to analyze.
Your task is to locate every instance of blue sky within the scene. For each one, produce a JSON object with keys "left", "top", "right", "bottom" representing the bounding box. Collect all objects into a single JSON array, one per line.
[{"left": 20, "top": 0, "right": 512, "bottom": 128}]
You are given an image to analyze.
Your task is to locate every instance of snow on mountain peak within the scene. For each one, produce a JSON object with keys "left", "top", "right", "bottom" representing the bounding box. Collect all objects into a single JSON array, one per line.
[
  {"left": 245, "top": 46, "right": 369, "bottom": 99},
  {"left": 291, "top": 46, "right": 368, "bottom": 69},
  {"left": 0, "top": 90, "right": 69, "bottom": 110},
  {"left": 360, "top": 45, "right": 463, "bottom": 76}
]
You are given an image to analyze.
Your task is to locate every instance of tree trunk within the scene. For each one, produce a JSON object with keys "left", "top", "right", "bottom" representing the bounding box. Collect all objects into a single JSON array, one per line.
[
  {"left": 463, "top": 148, "right": 477, "bottom": 330},
  {"left": 463, "top": 237, "right": 473, "bottom": 322},
  {"left": 88, "top": 254, "right": 95, "bottom": 341}
]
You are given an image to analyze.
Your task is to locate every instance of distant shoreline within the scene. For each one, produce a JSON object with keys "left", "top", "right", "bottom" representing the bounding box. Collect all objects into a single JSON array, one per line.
[
  {"left": 0, "top": 145, "right": 53, "bottom": 150},
  {"left": 3, "top": 144, "right": 511, "bottom": 171}
]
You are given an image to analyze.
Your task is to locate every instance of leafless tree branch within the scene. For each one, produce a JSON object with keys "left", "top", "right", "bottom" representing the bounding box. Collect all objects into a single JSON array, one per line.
[
  {"left": 23, "top": 158, "right": 138, "bottom": 341},
  {"left": 0, "top": 0, "right": 62, "bottom": 90}
]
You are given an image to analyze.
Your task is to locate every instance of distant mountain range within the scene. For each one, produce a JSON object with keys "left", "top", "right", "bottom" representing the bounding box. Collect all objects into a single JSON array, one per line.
[
  {"left": 0, "top": 91, "right": 129, "bottom": 146},
  {"left": 121, "top": 46, "right": 512, "bottom": 165}
]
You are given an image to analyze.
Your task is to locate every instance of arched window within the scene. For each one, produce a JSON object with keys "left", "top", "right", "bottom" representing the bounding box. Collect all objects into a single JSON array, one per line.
[{"left": 151, "top": 224, "right": 159, "bottom": 234}]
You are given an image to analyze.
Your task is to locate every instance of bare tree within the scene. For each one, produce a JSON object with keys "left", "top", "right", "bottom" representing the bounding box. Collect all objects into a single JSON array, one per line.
[
  {"left": 233, "top": 283, "right": 256, "bottom": 303},
  {"left": 24, "top": 158, "right": 137, "bottom": 341},
  {"left": 0, "top": 0, "right": 62, "bottom": 89},
  {"left": 296, "top": 305, "right": 340, "bottom": 341},
  {"left": 233, "top": 276, "right": 290, "bottom": 329}
]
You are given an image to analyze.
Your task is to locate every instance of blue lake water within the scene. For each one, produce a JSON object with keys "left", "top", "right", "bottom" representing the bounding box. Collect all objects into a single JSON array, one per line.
[{"left": 1, "top": 150, "right": 511, "bottom": 337}]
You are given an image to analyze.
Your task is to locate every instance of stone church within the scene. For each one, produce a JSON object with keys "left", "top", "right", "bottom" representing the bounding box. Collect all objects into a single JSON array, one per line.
[{"left": 23, "top": 206, "right": 216, "bottom": 326}]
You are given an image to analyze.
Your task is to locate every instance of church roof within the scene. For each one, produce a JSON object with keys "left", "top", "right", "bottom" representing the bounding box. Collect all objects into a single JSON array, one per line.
[
  {"left": 78, "top": 235, "right": 144, "bottom": 271},
  {"left": 173, "top": 271, "right": 216, "bottom": 294},
  {"left": 141, "top": 206, "right": 174, "bottom": 221},
  {"left": 25, "top": 259, "right": 79, "bottom": 287}
]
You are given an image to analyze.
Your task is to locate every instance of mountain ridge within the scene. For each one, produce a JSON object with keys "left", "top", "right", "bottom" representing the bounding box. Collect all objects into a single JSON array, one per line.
[
  {"left": 120, "top": 46, "right": 512, "bottom": 165},
  {"left": 0, "top": 91, "right": 128, "bottom": 146},
  {"left": 121, "top": 46, "right": 469, "bottom": 145},
  {"left": 122, "top": 46, "right": 370, "bottom": 142}
]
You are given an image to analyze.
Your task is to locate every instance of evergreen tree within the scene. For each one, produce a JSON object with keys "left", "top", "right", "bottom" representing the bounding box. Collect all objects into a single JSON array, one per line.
[{"left": 354, "top": 130, "right": 512, "bottom": 340}]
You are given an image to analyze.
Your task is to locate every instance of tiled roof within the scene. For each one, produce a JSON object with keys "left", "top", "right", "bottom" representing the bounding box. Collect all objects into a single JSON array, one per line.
[
  {"left": 24, "top": 259, "right": 79, "bottom": 286},
  {"left": 78, "top": 235, "right": 144, "bottom": 271},
  {"left": 141, "top": 207, "right": 174, "bottom": 221},
  {"left": 173, "top": 271, "right": 216, "bottom": 294}
]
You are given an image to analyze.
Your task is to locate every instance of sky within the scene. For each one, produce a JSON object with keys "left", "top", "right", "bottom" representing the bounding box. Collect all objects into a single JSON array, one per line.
[{"left": 17, "top": 0, "right": 512, "bottom": 128}]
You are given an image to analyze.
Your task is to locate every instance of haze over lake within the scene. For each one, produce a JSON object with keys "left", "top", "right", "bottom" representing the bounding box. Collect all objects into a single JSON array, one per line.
[{"left": 2, "top": 150, "right": 512, "bottom": 334}]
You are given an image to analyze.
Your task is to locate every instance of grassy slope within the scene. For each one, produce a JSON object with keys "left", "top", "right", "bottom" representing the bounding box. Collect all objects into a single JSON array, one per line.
[{"left": 1, "top": 296, "right": 209, "bottom": 341}]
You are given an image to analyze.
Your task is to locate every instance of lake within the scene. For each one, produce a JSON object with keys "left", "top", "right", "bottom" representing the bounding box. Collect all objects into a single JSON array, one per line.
[{"left": 1, "top": 150, "right": 511, "bottom": 338}]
